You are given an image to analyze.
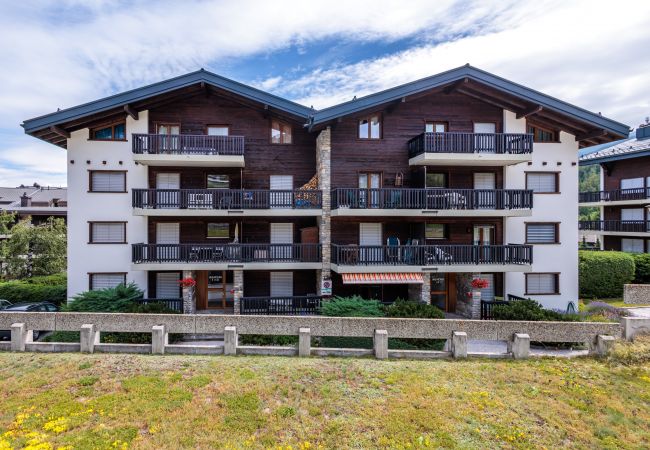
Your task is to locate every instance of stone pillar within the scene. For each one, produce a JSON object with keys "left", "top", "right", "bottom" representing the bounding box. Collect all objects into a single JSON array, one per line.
[
  {"left": 232, "top": 269, "right": 244, "bottom": 315},
  {"left": 152, "top": 325, "right": 168, "bottom": 355},
  {"left": 511, "top": 333, "right": 530, "bottom": 359},
  {"left": 224, "top": 326, "right": 238, "bottom": 355},
  {"left": 80, "top": 324, "right": 99, "bottom": 353},
  {"left": 408, "top": 276, "right": 431, "bottom": 303},
  {"left": 470, "top": 289, "right": 482, "bottom": 320},
  {"left": 10, "top": 323, "right": 32, "bottom": 352},
  {"left": 373, "top": 329, "right": 388, "bottom": 359},
  {"left": 316, "top": 127, "right": 332, "bottom": 294},
  {"left": 451, "top": 331, "right": 467, "bottom": 358},
  {"left": 182, "top": 270, "right": 196, "bottom": 314},
  {"left": 298, "top": 327, "right": 311, "bottom": 357}
]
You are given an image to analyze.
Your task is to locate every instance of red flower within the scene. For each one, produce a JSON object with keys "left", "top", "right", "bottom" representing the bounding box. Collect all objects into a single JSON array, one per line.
[
  {"left": 471, "top": 278, "right": 489, "bottom": 289},
  {"left": 179, "top": 277, "right": 196, "bottom": 288}
]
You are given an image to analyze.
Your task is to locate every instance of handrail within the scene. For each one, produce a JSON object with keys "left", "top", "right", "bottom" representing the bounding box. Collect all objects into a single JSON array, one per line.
[
  {"left": 132, "top": 133, "right": 244, "bottom": 155},
  {"left": 331, "top": 188, "right": 533, "bottom": 210},
  {"left": 579, "top": 187, "right": 650, "bottom": 203},
  {"left": 579, "top": 220, "right": 650, "bottom": 232},
  {"left": 407, "top": 132, "right": 533, "bottom": 157},
  {"left": 240, "top": 295, "right": 322, "bottom": 315}
]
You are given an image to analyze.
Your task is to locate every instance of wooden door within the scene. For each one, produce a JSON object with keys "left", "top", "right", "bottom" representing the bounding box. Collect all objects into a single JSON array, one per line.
[
  {"left": 195, "top": 271, "right": 208, "bottom": 310},
  {"left": 430, "top": 273, "right": 456, "bottom": 313}
]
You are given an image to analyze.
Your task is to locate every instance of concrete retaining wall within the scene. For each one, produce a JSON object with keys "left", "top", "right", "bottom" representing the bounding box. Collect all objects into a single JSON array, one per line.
[{"left": 624, "top": 284, "right": 650, "bottom": 304}]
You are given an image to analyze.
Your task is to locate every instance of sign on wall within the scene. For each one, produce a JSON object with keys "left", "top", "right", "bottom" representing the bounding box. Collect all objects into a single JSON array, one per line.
[{"left": 321, "top": 278, "right": 332, "bottom": 297}]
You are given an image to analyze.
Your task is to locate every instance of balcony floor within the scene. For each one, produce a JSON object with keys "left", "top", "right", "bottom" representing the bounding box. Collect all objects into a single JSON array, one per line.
[
  {"left": 579, "top": 199, "right": 650, "bottom": 208},
  {"left": 133, "top": 208, "right": 323, "bottom": 217},
  {"left": 133, "top": 154, "right": 245, "bottom": 167},
  {"left": 409, "top": 152, "right": 531, "bottom": 166},
  {"left": 331, "top": 208, "right": 531, "bottom": 217},
  {"left": 132, "top": 262, "right": 322, "bottom": 271},
  {"left": 331, "top": 264, "right": 531, "bottom": 274}
]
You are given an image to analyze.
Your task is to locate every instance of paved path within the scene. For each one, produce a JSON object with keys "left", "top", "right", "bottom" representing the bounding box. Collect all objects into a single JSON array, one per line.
[{"left": 627, "top": 307, "right": 650, "bottom": 318}]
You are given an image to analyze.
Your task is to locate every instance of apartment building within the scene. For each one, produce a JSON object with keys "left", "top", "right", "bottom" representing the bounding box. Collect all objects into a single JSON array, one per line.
[
  {"left": 579, "top": 124, "right": 650, "bottom": 252},
  {"left": 22, "top": 65, "right": 628, "bottom": 316}
]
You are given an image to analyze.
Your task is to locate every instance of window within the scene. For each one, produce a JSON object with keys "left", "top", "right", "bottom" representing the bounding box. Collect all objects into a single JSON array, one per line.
[
  {"left": 525, "top": 273, "right": 559, "bottom": 295},
  {"left": 425, "top": 122, "right": 447, "bottom": 133},
  {"left": 89, "top": 171, "right": 126, "bottom": 193},
  {"left": 91, "top": 122, "right": 126, "bottom": 140},
  {"left": 89, "top": 273, "right": 126, "bottom": 290},
  {"left": 157, "top": 123, "right": 180, "bottom": 135},
  {"left": 207, "top": 223, "right": 229, "bottom": 239},
  {"left": 271, "top": 120, "right": 292, "bottom": 144},
  {"left": 526, "top": 172, "right": 558, "bottom": 193},
  {"left": 527, "top": 124, "right": 557, "bottom": 142},
  {"left": 358, "top": 115, "right": 381, "bottom": 139},
  {"left": 89, "top": 222, "right": 126, "bottom": 244},
  {"left": 621, "top": 238, "right": 645, "bottom": 253},
  {"left": 620, "top": 178, "right": 644, "bottom": 190},
  {"left": 426, "top": 173, "right": 447, "bottom": 188},
  {"left": 207, "top": 125, "right": 229, "bottom": 136},
  {"left": 526, "top": 223, "right": 559, "bottom": 244},
  {"left": 425, "top": 223, "right": 447, "bottom": 240},
  {"left": 207, "top": 174, "right": 229, "bottom": 189}
]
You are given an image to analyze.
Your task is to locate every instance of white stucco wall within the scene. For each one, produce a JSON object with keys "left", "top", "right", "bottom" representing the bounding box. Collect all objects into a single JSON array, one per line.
[
  {"left": 503, "top": 110, "right": 579, "bottom": 311},
  {"left": 66, "top": 111, "right": 150, "bottom": 299}
]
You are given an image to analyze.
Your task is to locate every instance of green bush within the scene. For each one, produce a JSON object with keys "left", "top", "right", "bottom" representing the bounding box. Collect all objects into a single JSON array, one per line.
[
  {"left": 319, "top": 295, "right": 384, "bottom": 317},
  {"left": 632, "top": 253, "right": 650, "bottom": 284},
  {"left": 63, "top": 283, "right": 145, "bottom": 312},
  {"left": 22, "top": 273, "right": 67, "bottom": 285},
  {"left": 0, "top": 279, "right": 67, "bottom": 305},
  {"left": 384, "top": 299, "right": 445, "bottom": 319},
  {"left": 579, "top": 251, "right": 635, "bottom": 298},
  {"left": 239, "top": 335, "right": 298, "bottom": 346},
  {"left": 492, "top": 299, "right": 580, "bottom": 322}
]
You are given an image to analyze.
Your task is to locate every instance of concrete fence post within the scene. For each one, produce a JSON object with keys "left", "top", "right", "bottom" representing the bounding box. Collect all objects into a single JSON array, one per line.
[
  {"left": 511, "top": 333, "right": 530, "bottom": 359},
  {"left": 374, "top": 329, "right": 388, "bottom": 359},
  {"left": 451, "top": 331, "right": 467, "bottom": 358},
  {"left": 152, "top": 325, "right": 168, "bottom": 355},
  {"left": 622, "top": 317, "right": 650, "bottom": 341},
  {"left": 224, "top": 326, "right": 238, "bottom": 355},
  {"left": 596, "top": 335, "right": 615, "bottom": 356},
  {"left": 298, "top": 328, "right": 311, "bottom": 357},
  {"left": 10, "top": 323, "right": 32, "bottom": 352},
  {"left": 80, "top": 324, "right": 99, "bottom": 353}
]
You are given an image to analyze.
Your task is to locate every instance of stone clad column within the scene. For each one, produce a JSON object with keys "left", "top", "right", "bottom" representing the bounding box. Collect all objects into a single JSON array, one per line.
[
  {"left": 316, "top": 127, "right": 332, "bottom": 295},
  {"left": 182, "top": 270, "right": 196, "bottom": 314},
  {"left": 232, "top": 269, "right": 244, "bottom": 315}
]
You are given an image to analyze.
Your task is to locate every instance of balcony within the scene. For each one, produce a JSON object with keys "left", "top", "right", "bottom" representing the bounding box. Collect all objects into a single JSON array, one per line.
[
  {"left": 132, "top": 189, "right": 322, "bottom": 216},
  {"left": 132, "top": 133, "right": 245, "bottom": 167},
  {"left": 407, "top": 132, "right": 533, "bottom": 166},
  {"left": 240, "top": 295, "right": 322, "bottom": 315},
  {"left": 579, "top": 188, "right": 650, "bottom": 207},
  {"left": 131, "top": 243, "right": 322, "bottom": 270},
  {"left": 579, "top": 220, "right": 650, "bottom": 235},
  {"left": 331, "top": 188, "right": 533, "bottom": 217},
  {"left": 331, "top": 244, "right": 532, "bottom": 273}
]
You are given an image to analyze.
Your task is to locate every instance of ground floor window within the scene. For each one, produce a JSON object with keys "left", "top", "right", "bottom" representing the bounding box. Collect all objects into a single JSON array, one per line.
[
  {"left": 621, "top": 238, "right": 645, "bottom": 253},
  {"left": 89, "top": 273, "right": 126, "bottom": 290},
  {"left": 525, "top": 273, "right": 559, "bottom": 295}
]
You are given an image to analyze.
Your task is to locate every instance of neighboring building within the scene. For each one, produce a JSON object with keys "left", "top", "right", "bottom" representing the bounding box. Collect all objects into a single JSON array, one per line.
[
  {"left": 0, "top": 185, "right": 67, "bottom": 226},
  {"left": 579, "top": 124, "right": 650, "bottom": 252},
  {"left": 21, "top": 65, "right": 628, "bottom": 315}
]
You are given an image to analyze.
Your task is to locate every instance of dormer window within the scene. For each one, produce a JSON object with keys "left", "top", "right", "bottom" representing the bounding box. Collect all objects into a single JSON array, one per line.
[
  {"left": 91, "top": 122, "right": 126, "bottom": 140},
  {"left": 271, "top": 120, "right": 292, "bottom": 144},
  {"left": 359, "top": 115, "right": 381, "bottom": 139}
]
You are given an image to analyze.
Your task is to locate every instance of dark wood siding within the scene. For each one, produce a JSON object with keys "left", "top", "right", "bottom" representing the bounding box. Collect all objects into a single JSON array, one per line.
[
  {"left": 243, "top": 270, "right": 317, "bottom": 297},
  {"left": 602, "top": 156, "right": 650, "bottom": 192}
]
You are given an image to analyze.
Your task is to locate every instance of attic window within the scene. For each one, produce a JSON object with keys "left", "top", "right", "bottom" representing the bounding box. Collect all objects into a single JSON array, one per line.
[
  {"left": 91, "top": 122, "right": 126, "bottom": 141},
  {"left": 271, "top": 120, "right": 292, "bottom": 144},
  {"left": 527, "top": 123, "right": 557, "bottom": 143},
  {"left": 359, "top": 115, "right": 381, "bottom": 139}
]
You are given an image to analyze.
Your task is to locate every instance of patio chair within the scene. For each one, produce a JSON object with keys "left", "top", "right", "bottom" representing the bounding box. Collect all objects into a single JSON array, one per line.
[{"left": 386, "top": 236, "right": 401, "bottom": 263}]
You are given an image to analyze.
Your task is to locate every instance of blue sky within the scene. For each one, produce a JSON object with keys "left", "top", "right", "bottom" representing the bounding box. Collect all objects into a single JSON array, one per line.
[{"left": 1, "top": 0, "right": 649, "bottom": 187}]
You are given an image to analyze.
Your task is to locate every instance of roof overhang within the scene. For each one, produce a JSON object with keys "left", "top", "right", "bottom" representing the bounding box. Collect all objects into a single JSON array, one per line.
[{"left": 580, "top": 149, "right": 650, "bottom": 166}]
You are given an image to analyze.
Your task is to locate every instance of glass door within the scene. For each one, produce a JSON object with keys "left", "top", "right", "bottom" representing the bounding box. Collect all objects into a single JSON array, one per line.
[
  {"left": 430, "top": 273, "right": 456, "bottom": 312},
  {"left": 157, "top": 123, "right": 180, "bottom": 153},
  {"left": 359, "top": 172, "right": 381, "bottom": 208},
  {"left": 473, "top": 225, "right": 495, "bottom": 263}
]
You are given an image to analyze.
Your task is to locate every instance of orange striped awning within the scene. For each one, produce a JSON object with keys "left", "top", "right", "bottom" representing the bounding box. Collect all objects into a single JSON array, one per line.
[{"left": 341, "top": 273, "right": 424, "bottom": 284}]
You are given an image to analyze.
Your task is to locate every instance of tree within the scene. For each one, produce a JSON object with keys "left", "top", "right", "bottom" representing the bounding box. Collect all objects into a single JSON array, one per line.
[{"left": 3, "top": 216, "right": 66, "bottom": 279}]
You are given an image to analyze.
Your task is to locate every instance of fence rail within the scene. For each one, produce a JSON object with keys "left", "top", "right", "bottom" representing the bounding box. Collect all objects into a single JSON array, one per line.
[
  {"left": 579, "top": 188, "right": 650, "bottom": 203},
  {"left": 579, "top": 220, "right": 650, "bottom": 233},
  {"left": 332, "top": 244, "right": 532, "bottom": 266},
  {"left": 132, "top": 133, "right": 244, "bottom": 155},
  {"left": 240, "top": 296, "right": 322, "bottom": 315},
  {"left": 133, "top": 188, "right": 322, "bottom": 210},
  {"left": 134, "top": 298, "right": 183, "bottom": 313},
  {"left": 407, "top": 132, "right": 533, "bottom": 158},
  {"left": 332, "top": 188, "right": 533, "bottom": 210},
  {"left": 132, "top": 243, "right": 322, "bottom": 264}
]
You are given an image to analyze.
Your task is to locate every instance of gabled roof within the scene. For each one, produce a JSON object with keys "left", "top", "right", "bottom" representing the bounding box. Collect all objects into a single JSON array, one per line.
[
  {"left": 310, "top": 65, "right": 630, "bottom": 140},
  {"left": 580, "top": 136, "right": 650, "bottom": 165},
  {"left": 22, "top": 69, "right": 314, "bottom": 135}
]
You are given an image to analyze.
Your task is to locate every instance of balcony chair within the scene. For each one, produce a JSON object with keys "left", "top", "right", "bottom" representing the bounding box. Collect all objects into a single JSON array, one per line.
[
  {"left": 386, "top": 236, "right": 401, "bottom": 263},
  {"left": 426, "top": 246, "right": 453, "bottom": 265},
  {"left": 444, "top": 191, "right": 466, "bottom": 209}
]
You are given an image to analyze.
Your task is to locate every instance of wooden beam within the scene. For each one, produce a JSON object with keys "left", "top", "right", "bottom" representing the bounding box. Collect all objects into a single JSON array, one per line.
[
  {"left": 457, "top": 88, "right": 520, "bottom": 111},
  {"left": 123, "top": 104, "right": 138, "bottom": 120},
  {"left": 49, "top": 125, "right": 70, "bottom": 139},
  {"left": 575, "top": 128, "right": 607, "bottom": 142},
  {"left": 516, "top": 105, "right": 543, "bottom": 119},
  {"left": 444, "top": 77, "right": 469, "bottom": 94}
]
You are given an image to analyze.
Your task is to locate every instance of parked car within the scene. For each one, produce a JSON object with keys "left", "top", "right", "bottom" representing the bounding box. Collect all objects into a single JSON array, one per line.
[
  {"left": 0, "top": 302, "right": 59, "bottom": 341},
  {"left": 0, "top": 299, "right": 12, "bottom": 310}
]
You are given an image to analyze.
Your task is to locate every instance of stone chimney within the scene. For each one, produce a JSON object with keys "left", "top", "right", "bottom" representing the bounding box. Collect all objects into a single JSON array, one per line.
[{"left": 20, "top": 192, "right": 32, "bottom": 207}]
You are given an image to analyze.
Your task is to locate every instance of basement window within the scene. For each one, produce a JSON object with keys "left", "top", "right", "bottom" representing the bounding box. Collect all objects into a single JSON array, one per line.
[{"left": 91, "top": 122, "right": 126, "bottom": 140}]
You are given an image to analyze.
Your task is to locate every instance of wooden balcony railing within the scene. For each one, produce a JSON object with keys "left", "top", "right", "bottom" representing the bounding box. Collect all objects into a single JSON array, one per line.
[
  {"left": 132, "top": 243, "right": 322, "bottom": 264},
  {"left": 132, "top": 189, "right": 322, "bottom": 210},
  {"left": 579, "top": 220, "right": 650, "bottom": 233},
  {"left": 407, "top": 132, "right": 533, "bottom": 158},
  {"left": 240, "top": 296, "right": 322, "bottom": 315},
  {"left": 579, "top": 188, "right": 650, "bottom": 203},
  {"left": 332, "top": 188, "right": 533, "bottom": 210},
  {"left": 132, "top": 133, "right": 244, "bottom": 155},
  {"left": 332, "top": 244, "right": 532, "bottom": 266},
  {"left": 134, "top": 298, "right": 183, "bottom": 313}
]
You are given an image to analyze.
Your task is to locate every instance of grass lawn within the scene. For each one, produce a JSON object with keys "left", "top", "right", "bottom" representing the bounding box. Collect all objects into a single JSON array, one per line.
[{"left": 1, "top": 349, "right": 649, "bottom": 449}]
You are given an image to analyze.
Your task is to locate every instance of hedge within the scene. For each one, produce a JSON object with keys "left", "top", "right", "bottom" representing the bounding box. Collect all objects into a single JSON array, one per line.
[
  {"left": 632, "top": 253, "right": 650, "bottom": 283},
  {"left": 0, "top": 273, "right": 67, "bottom": 305},
  {"left": 579, "top": 251, "right": 635, "bottom": 299}
]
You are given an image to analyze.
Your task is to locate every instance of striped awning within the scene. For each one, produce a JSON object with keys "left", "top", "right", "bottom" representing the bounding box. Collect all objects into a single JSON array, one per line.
[{"left": 341, "top": 273, "right": 424, "bottom": 284}]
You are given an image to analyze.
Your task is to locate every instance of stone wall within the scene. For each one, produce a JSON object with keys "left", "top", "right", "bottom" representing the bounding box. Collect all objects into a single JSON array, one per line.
[
  {"left": 232, "top": 269, "right": 244, "bottom": 315},
  {"left": 316, "top": 127, "right": 332, "bottom": 293},
  {"left": 624, "top": 284, "right": 650, "bottom": 304},
  {"left": 455, "top": 273, "right": 474, "bottom": 318}
]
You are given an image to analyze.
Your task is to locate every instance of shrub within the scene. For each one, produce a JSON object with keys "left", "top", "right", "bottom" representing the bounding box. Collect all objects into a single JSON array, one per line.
[
  {"left": 384, "top": 299, "right": 445, "bottom": 319},
  {"left": 579, "top": 251, "right": 635, "bottom": 298},
  {"left": 319, "top": 295, "right": 384, "bottom": 317},
  {"left": 239, "top": 335, "right": 298, "bottom": 346},
  {"left": 0, "top": 278, "right": 67, "bottom": 305},
  {"left": 63, "top": 283, "right": 144, "bottom": 312},
  {"left": 632, "top": 253, "right": 650, "bottom": 283},
  {"left": 607, "top": 333, "right": 650, "bottom": 365},
  {"left": 492, "top": 299, "right": 580, "bottom": 322}
]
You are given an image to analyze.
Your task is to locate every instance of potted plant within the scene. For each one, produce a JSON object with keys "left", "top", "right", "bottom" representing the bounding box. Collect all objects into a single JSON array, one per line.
[
  {"left": 179, "top": 277, "right": 196, "bottom": 307},
  {"left": 470, "top": 277, "right": 490, "bottom": 303}
]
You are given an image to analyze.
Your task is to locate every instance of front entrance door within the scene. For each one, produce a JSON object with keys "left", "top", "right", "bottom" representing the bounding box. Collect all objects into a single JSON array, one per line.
[
  {"left": 195, "top": 270, "right": 233, "bottom": 310},
  {"left": 430, "top": 273, "right": 457, "bottom": 312}
]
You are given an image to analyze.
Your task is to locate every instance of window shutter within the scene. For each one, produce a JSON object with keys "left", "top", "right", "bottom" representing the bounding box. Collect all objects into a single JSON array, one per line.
[
  {"left": 270, "top": 272, "right": 293, "bottom": 297},
  {"left": 621, "top": 208, "right": 645, "bottom": 221},
  {"left": 621, "top": 239, "right": 645, "bottom": 253},
  {"left": 526, "top": 224, "right": 557, "bottom": 243},
  {"left": 473, "top": 173, "right": 496, "bottom": 189},
  {"left": 91, "top": 172, "right": 125, "bottom": 192},
  {"left": 359, "top": 223, "right": 382, "bottom": 246},
  {"left": 91, "top": 274, "right": 125, "bottom": 290},
  {"left": 91, "top": 223, "right": 125, "bottom": 243},
  {"left": 526, "top": 274, "right": 557, "bottom": 294},
  {"left": 620, "top": 178, "right": 643, "bottom": 190},
  {"left": 156, "top": 272, "right": 181, "bottom": 298},
  {"left": 527, "top": 173, "right": 557, "bottom": 193}
]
